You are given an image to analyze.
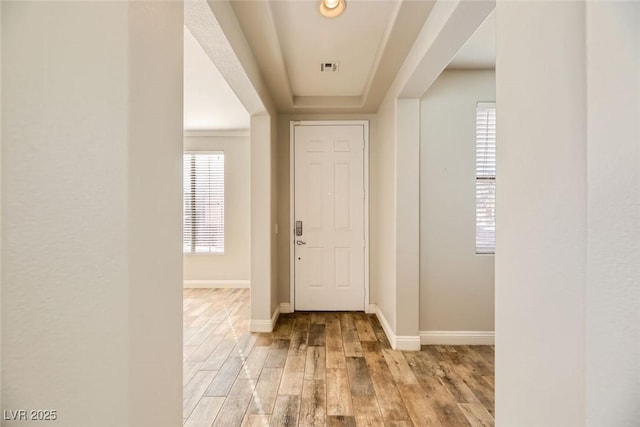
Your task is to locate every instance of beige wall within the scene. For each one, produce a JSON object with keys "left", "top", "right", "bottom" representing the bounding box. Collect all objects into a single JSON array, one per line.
[
  {"left": 366, "top": 0, "right": 494, "bottom": 349},
  {"left": 585, "top": 3, "right": 640, "bottom": 423},
  {"left": 2, "top": 2, "right": 182, "bottom": 425},
  {"left": 250, "top": 114, "right": 278, "bottom": 326},
  {"left": 185, "top": 0, "right": 278, "bottom": 329},
  {"left": 496, "top": 3, "right": 587, "bottom": 424},
  {"left": 276, "top": 114, "right": 376, "bottom": 306},
  {"left": 249, "top": 113, "right": 279, "bottom": 325},
  {"left": 270, "top": 113, "right": 279, "bottom": 316},
  {"left": 395, "top": 99, "right": 421, "bottom": 338},
  {"left": 183, "top": 134, "right": 251, "bottom": 283},
  {"left": 0, "top": 0, "right": 3, "bottom": 411},
  {"left": 372, "top": 99, "right": 398, "bottom": 333},
  {"left": 420, "top": 70, "right": 495, "bottom": 332},
  {"left": 497, "top": 2, "right": 640, "bottom": 424},
  {"left": 127, "top": 4, "right": 183, "bottom": 422}
]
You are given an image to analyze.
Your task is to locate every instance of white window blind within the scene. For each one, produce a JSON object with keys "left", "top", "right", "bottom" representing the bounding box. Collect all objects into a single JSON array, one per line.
[
  {"left": 476, "top": 102, "right": 496, "bottom": 254},
  {"left": 183, "top": 152, "right": 224, "bottom": 253}
]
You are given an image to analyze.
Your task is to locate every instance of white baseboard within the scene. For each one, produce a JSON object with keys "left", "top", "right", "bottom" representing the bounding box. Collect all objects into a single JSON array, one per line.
[
  {"left": 420, "top": 330, "right": 495, "bottom": 345},
  {"left": 395, "top": 335, "right": 422, "bottom": 351},
  {"left": 370, "top": 304, "right": 394, "bottom": 346},
  {"left": 183, "top": 280, "right": 250, "bottom": 289},
  {"left": 250, "top": 305, "right": 280, "bottom": 333},
  {"left": 370, "top": 304, "right": 421, "bottom": 351},
  {"left": 365, "top": 304, "right": 376, "bottom": 314},
  {"left": 279, "top": 303, "right": 293, "bottom": 314}
]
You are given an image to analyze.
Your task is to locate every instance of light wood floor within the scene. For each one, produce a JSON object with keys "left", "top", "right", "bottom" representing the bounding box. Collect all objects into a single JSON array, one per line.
[{"left": 183, "top": 288, "right": 495, "bottom": 427}]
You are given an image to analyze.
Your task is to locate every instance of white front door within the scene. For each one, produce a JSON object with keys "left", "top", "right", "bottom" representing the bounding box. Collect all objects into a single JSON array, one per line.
[{"left": 293, "top": 123, "right": 366, "bottom": 311}]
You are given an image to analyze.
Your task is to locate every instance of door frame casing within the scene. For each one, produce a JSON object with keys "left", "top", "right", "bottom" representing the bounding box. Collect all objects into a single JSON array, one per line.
[{"left": 289, "top": 120, "right": 370, "bottom": 312}]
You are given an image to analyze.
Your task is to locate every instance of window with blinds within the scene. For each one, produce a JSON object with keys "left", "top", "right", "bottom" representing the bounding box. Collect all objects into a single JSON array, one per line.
[
  {"left": 183, "top": 152, "right": 224, "bottom": 253},
  {"left": 476, "top": 102, "right": 496, "bottom": 254}
]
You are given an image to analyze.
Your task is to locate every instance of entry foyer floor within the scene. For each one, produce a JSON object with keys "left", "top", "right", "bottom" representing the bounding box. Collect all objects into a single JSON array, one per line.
[{"left": 183, "top": 288, "right": 495, "bottom": 426}]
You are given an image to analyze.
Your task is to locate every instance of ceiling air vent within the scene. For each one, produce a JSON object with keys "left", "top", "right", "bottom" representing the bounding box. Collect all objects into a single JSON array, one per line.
[{"left": 320, "top": 62, "right": 339, "bottom": 72}]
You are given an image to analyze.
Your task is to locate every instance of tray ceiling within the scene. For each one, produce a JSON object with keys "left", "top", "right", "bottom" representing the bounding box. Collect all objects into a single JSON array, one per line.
[{"left": 229, "top": 0, "right": 435, "bottom": 113}]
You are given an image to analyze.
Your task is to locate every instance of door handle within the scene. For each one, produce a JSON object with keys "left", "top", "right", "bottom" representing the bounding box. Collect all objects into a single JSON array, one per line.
[{"left": 296, "top": 240, "right": 306, "bottom": 245}]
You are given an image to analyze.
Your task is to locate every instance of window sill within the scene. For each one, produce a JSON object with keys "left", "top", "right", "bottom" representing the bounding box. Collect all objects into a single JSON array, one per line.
[{"left": 183, "top": 251, "right": 225, "bottom": 256}]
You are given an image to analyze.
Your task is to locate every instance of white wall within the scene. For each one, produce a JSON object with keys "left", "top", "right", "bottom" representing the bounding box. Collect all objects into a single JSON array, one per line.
[
  {"left": 420, "top": 70, "right": 495, "bottom": 333},
  {"left": 585, "top": 2, "right": 640, "bottom": 424},
  {"left": 183, "top": 134, "right": 250, "bottom": 284},
  {"left": 2, "top": 3, "right": 182, "bottom": 425}
]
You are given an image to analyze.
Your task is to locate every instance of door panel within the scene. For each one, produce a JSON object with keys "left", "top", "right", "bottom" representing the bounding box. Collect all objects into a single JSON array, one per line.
[{"left": 294, "top": 124, "right": 365, "bottom": 311}]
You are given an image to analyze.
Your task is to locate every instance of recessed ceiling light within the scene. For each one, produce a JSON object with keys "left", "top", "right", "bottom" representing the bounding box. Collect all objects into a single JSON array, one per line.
[{"left": 319, "top": 0, "right": 346, "bottom": 18}]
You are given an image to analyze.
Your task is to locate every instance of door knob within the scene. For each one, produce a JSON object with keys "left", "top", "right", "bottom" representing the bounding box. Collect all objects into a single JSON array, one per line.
[{"left": 296, "top": 240, "right": 306, "bottom": 245}]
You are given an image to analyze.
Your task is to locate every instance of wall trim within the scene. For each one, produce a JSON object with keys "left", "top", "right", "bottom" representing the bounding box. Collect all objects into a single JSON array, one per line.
[
  {"left": 280, "top": 303, "right": 293, "bottom": 314},
  {"left": 184, "top": 129, "right": 249, "bottom": 138},
  {"left": 250, "top": 305, "right": 280, "bottom": 333},
  {"left": 183, "top": 280, "right": 250, "bottom": 288},
  {"left": 420, "top": 330, "right": 495, "bottom": 345},
  {"left": 395, "top": 335, "right": 422, "bottom": 351},
  {"left": 370, "top": 304, "right": 421, "bottom": 351},
  {"left": 371, "top": 304, "right": 395, "bottom": 347}
]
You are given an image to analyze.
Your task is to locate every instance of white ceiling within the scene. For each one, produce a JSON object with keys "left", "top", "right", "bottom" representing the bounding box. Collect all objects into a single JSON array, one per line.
[
  {"left": 184, "top": 1, "right": 496, "bottom": 122},
  {"left": 270, "top": 1, "right": 398, "bottom": 97},
  {"left": 230, "top": 0, "right": 435, "bottom": 113},
  {"left": 183, "top": 27, "right": 250, "bottom": 130}
]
